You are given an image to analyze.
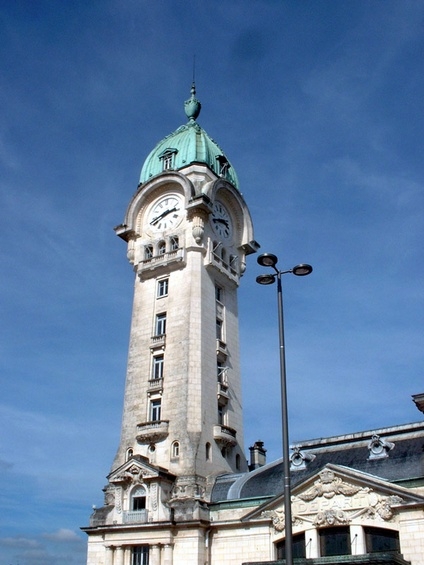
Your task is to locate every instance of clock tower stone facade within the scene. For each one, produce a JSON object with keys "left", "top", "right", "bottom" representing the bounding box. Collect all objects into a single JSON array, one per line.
[{"left": 84, "top": 86, "right": 259, "bottom": 565}]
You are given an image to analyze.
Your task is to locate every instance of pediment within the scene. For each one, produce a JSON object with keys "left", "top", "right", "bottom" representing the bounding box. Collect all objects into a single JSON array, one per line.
[
  {"left": 243, "top": 463, "right": 424, "bottom": 532},
  {"left": 107, "top": 456, "right": 175, "bottom": 486}
]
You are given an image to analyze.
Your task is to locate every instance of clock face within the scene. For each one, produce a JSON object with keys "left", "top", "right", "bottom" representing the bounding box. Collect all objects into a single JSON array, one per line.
[
  {"left": 147, "top": 194, "right": 183, "bottom": 231},
  {"left": 211, "top": 201, "right": 232, "bottom": 239}
]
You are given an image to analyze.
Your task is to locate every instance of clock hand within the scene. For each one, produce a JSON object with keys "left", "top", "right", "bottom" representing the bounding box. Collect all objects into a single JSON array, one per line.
[
  {"left": 213, "top": 218, "right": 229, "bottom": 227},
  {"left": 151, "top": 206, "right": 178, "bottom": 225}
]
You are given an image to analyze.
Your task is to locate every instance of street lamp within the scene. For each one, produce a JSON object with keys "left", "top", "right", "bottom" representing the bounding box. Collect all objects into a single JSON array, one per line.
[{"left": 256, "top": 253, "right": 312, "bottom": 565}]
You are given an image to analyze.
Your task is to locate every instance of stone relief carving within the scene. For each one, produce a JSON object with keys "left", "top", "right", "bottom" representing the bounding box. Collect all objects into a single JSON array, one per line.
[
  {"left": 151, "top": 483, "right": 158, "bottom": 511},
  {"left": 298, "top": 469, "right": 363, "bottom": 501},
  {"left": 111, "top": 463, "right": 156, "bottom": 484},
  {"left": 262, "top": 509, "right": 286, "bottom": 532},
  {"left": 171, "top": 475, "right": 206, "bottom": 500},
  {"left": 314, "top": 507, "right": 350, "bottom": 526},
  {"left": 363, "top": 493, "right": 403, "bottom": 521},
  {"left": 263, "top": 470, "right": 404, "bottom": 533}
]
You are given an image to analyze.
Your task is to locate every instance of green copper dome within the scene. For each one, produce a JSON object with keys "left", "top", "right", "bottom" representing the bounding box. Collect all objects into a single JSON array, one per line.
[{"left": 139, "top": 85, "right": 239, "bottom": 189}]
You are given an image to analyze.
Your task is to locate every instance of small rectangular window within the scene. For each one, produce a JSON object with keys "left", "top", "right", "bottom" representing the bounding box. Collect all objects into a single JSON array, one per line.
[
  {"left": 217, "top": 362, "right": 226, "bottom": 383},
  {"left": 216, "top": 319, "right": 223, "bottom": 340},
  {"left": 155, "top": 313, "right": 166, "bottom": 336},
  {"left": 157, "top": 279, "right": 169, "bottom": 298},
  {"left": 215, "top": 285, "right": 223, "bottom": 302},
  {"left": 145, "top": 245, "right": 153, "bottom": 260},
  {"left": 150, "top": 399, "right": 161, "bottom": 421},
  {"left": 218, "top": 404, "right": 226, "bottom": 425},
  {"left": 170, "top": 236, "right": 179, "bottom": 250},
  {"left": 162, "top": 154, "right": 173, "bottom": 170},
  {"left": 152, "top": 355, "right": 164, "bottom": 380}
]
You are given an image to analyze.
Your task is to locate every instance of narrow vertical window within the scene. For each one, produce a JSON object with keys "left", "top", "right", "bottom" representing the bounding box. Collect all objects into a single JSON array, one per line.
[
  {"left": 215, "top": 285, "right": 223, "bottom": 302},
  {"left": 171, "top": 441, "right": 180, "bottom": 458},
  {"left": 152, "top": 355, "right": 164, "bottom": 380},
  {"left": 145, "top": 245, "right": 153, "bottom": 260},
  {"left": 157, "top": 278, "right": 169, "bottom": 298},
  {"left": 170, "top": 235, "right": 179, "bottom": 250},
  {"left": 150, "top": 399, "right": 161, "bottom": 421},
  {"left": 216, "top": 319, "right": 223, "bottom": 341},
  {"left": 206, "top": 442, "right": 211, "bottom": 461},
  {"left": 217, "top": 361, "right": 226, "bottom": 383},
  {"left": 155, "top": 313, "right": 166, "bottom": 336}
]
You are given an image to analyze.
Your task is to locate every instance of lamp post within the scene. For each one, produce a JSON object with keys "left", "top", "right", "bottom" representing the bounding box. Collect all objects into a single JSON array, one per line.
[{"left": 256, "top": 253, "right": 312, "bottom": 565}]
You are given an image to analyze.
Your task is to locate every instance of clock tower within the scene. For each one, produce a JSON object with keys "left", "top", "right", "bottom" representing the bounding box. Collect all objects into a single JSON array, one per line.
[{"left": 84, "top": 85, "right": 259, "bottom": 565}]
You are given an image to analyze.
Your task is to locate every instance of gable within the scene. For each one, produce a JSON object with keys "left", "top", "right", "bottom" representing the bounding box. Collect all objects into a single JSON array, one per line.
[
  {"left": 243, "top": 464, "right": 424, "bottom": 532},
  {"left": 108, "top": 456, "right": 175, "bottom": 485}
]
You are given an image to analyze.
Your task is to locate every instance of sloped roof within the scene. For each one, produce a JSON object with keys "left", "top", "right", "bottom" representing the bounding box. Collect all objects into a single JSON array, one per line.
[{"left": 211, "top": 422, "right": 424, "bottom": 503}]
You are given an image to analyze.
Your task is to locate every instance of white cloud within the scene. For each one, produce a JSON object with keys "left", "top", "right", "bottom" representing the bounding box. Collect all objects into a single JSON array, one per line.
[{"left": 43, "top": 529, "right": 83, "bottom": 543}]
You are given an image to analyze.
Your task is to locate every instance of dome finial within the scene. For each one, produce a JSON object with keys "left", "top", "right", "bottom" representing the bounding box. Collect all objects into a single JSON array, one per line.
[{"left": 184, "top": 82, "right": 201, "bottom": 121}]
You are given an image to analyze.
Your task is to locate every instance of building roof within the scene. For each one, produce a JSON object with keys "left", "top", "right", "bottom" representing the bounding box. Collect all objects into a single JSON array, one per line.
[
  {"left": 211, "top": 421, "right": 424, "bottom": 503},
  {"left": 139, "top": 84, "right": 239, "bottom": 189}
]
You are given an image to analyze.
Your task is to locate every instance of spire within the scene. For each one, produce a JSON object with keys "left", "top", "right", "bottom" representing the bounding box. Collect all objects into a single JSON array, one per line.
[{"left": 184, "top": 82, "right": 201, "bottom": 122}]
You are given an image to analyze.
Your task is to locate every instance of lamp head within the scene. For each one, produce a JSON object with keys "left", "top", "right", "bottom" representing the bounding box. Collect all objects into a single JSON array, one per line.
[
  {"left": 292, "top": 264, "right": 313, "bottom": 276},
  {"left": 257, "top": 253, "right": 278, "bottom": 268},
  {"left": 256, "top": 274, "right": 276, "bottom": 285}
]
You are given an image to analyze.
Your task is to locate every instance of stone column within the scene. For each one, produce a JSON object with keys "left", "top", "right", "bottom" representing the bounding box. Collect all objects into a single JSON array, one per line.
[
  {"left": 350, "top": 525, "right": 366, "bottom": 555},
  {"left": 150, "top": 544, "right": 161, "bottom": 565},
  {"left": 162, "top": 543, "right": 173, "bottom": 565},
  {"left": 304, "top": 528, "right": 319, "bottom": 558},
  {"left": 105, "top": 546, "right": 114, "bottom": 565},
  {"left": 115, "top": 545, "right": 124, "bottom": 565}
]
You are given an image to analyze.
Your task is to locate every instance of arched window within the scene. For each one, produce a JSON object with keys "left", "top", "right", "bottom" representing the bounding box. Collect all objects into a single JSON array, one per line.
[
  {"left": 236, "top": 453, "right": 241, "bottom": 470},
  {"left": 131, "top": 486, "right": 146, "bottom": 511},
  {"left": 158, "top": 241, "right": 166, "bottom": 255},
  {"left": 126, "top": 448, "right": 134, "bottom": 461},
  {"left": 171, "top": 441, "right": 180, "bottom": 458}
]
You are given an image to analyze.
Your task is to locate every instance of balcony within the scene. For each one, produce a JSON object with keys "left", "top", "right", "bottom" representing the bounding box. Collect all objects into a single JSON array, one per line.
[
  {"left": 150, "top": 334, "right": 166, "bottom": 350},
  {"left": 217, "top": 381, "right": 229, "bottom": 403},
  {"left": 136, "top": 420, "right": 169, "bottom": 443},
  {"left": 123, "top": 510, "right": 148, "bottom": 524},
  {"left": 216, "top": 339, "right": 227, "bottom": 357},
  {"left": 148, "top": 377, "right": 163, "bottom": 392},
  {"left": 213, "top": 424, "right": 237, "bottom": 447},
  {"left": 137, "top": 248, "right": 184, "bottom": 279}
]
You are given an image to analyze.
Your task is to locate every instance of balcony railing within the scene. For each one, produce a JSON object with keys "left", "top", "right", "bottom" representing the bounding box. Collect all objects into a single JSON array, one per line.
[
  {"left": 136, "top": 420, "right": 169, "bottom": 443},
  {"left": 123, "top": 510, "right": 148, "bottom": 524},
  {"left": 213, "top": 424, "right": 237, "bottom": 447},
  {"left": 148, "top": 377, "right": 164, "bottom": 391},
  {"left": 150, "top": 334, "right": 166, "bottom": 350}
]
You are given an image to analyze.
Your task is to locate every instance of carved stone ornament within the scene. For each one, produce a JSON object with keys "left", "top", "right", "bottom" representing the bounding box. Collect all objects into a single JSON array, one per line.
[
  {"left": 192, "top": 215, "right": 205, "bottom": 243},
  {"left": 170, "top": 475, "right": 206, "bottom": 501},
  {"left": 314, "top": 506, "right": 350, "bottom": 526},
  {"left": 363, "top": 493, "right": 403, "bottom": 521},
  {"left": 262, "top": 509, "right": 285, "bottom": 532},
  {"left": 110, "top": 463, "right": 156, "bottom": 485},
  {"left": 299, "top": 469, "right": 363, "bottom": 501}
]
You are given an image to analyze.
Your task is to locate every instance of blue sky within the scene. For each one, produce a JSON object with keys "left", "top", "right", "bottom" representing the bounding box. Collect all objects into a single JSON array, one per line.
[{"left": 1, "top": 1, "right": 423, "bottom": 564}]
